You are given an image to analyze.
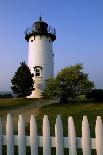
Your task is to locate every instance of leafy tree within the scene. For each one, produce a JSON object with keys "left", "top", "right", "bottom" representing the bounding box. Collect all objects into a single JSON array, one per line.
[
  {"left": 11, "top": 61, "right": 34, "bottom": 97},
  {"left": 43, "top": 64, "right": 94, "bottom": 103},
  {"left": 42, "top": 78, "right": 57, "bottom": 98}
]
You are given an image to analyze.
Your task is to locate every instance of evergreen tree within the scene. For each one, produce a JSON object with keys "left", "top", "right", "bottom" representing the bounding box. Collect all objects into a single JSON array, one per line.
[{"left": 11, "top": 61, "right": 34, "bottom": 97}]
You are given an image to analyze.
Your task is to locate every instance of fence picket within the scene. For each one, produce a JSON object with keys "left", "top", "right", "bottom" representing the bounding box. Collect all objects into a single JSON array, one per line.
[
  {"left": 0, "top": 118, "right": 2, "bottom": 155},
  {"left": 95, "top": 116, "right": 103, "bottom": 155},
  {"left": 68, "top": 116, "right": 77, "bottom": 155},
  {"left": 43, "top": 115, "right": 51, "bottom": 155},
  {"left": 82, "top": 116, "right": 91, "bottom": 155},
  {"left": 18, "top": 115, "right": 26, "bottom": 155},
  {"left": 55, "top": 115, "right": 64, "bottom": 155},
  {"left": 6, "top": 114, "right": 14, "bottom": 155},
  {"left": 30, "top": 115, "right": 38, "bottom": 155}
]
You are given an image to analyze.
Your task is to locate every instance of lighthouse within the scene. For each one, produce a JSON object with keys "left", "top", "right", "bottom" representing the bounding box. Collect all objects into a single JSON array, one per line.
[{"left": 25, "top": 17, "right": 56, "bottom": 98}]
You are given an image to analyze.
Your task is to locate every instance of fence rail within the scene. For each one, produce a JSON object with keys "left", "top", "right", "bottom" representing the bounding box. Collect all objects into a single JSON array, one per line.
[{"left": 0, "top": 114, "right": 103, "bottom": 155}]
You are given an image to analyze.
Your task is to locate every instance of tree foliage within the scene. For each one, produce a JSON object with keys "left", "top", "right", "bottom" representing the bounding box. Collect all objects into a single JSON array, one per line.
[
  {"left": 42, "top": 78, "right": 57, "bottom": 98},
  {"left": 43, "top": 64, "right": 94, "bottom": 103},
  {"left": 11, "top": 61, "right": 34, "bottom": 97}
]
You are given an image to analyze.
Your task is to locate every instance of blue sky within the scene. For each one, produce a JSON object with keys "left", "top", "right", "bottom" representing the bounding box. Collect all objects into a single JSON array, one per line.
[{"left": 0, "top": 0, "right": 103, "bottom": 91}]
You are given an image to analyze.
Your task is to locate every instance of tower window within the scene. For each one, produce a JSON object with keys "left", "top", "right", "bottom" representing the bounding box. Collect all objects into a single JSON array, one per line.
[
  {"left": 34, "top": 66, "right": 42, "bottom": 77},
  {"left": 35, "top": 68, "right": 40, "bottom": 76}
]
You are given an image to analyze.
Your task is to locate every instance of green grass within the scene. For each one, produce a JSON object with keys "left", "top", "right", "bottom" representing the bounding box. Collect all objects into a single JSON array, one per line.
[
  {"left": 0, "top": 98, "right": 48, "bottom": 109},
  {"left": 0, "top": 98, "right": 35, "bottom": 108}
]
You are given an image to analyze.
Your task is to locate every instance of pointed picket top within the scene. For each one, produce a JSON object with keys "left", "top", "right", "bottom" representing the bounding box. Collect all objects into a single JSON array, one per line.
[
  {"left": 55, "top": 115, "right": 64, "bottom": 155},
  {"left": 0, "top": 118, "right": 2, "bottom": 155},
  {"left": 6, "top": 114, "right": 14, "bottom": 155},
  {"left": 82, "top": 116, "right": 91, "bottom": 155},
  {"left": 56, "top": 115, "right": 63, "bottom": 133},
  {"left": 6, "top": 114, "right": 13, "bottom": 132},
  {"left": 68, "top": 116, "right": 77, "bottom": 155},
  {"left": 43, "top": 115, "right": 51, "bottom": 155},
  {"left": 18, "top": 115, "right": 26, "bottom": 155},
  {"left": 30, "top": 115, "right": 38, "bottom": 155},
  {"left": 95, "top": 116, "right": 103, "bottom": 155}
]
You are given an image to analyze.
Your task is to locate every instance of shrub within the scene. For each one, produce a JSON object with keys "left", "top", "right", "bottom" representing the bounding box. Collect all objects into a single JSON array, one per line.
[
  {"left": 0, "top": 93, "right": 13, "bottom": 98},
  {"left": 86, "top": 89, "right": 103, "bottom": 102}
]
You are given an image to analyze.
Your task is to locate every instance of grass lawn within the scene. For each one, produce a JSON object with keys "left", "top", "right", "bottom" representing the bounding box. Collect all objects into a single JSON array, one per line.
[
  {"left": 0, "top": 98, "right": 41, "bottom": 108},
  {"left": 0, "top": 98, "right": 103, "bottom": 154}
]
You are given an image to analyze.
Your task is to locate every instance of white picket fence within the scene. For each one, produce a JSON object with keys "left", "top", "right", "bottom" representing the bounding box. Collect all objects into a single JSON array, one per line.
[{"left": 0, "top": 114, "right": 103, "bottom": 155}]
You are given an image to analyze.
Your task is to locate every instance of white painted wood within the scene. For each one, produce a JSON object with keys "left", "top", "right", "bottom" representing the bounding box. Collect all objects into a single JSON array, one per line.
[
  {"left": 95, "top": 116, "right": 103, "bottom": 155},
  {"left": 68, "top": 116, "right": 77, "bottom": 155},
  {"left": 0, "top": 118, "right": 2, "bottom": 155},
  {"left": 1, "top": 135, "right": 96, "bottom": 149},
  {"left": 43, "top": 115, "right": 51, "bottom": 155},
  {"left": 6, "top": 114, "right": 14, "bottom": 155},
  {"left": 55, "top": 115, "right": 64, "bottom": 155},
  {"left": 82, "top": 116, "right": 91, "bottom": 155},
  {"left": 30, "top": 115, "right": 38, "bottom": 155},
  {"left": 1, "top": 114, "right": 103, "bottom": 154},
  {"left": 18, "top": 115, "right": 26, "bottom": 155}
]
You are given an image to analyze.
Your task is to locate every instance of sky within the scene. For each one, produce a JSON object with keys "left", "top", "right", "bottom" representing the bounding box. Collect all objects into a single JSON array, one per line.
[{"left": 0, "top": 0, "right": 103, "bottom": 91}]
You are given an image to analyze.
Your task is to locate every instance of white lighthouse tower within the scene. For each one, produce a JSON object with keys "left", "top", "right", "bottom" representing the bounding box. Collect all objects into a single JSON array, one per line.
[{"left": 25, "top": 17, "right": 56, "bottom": 98}]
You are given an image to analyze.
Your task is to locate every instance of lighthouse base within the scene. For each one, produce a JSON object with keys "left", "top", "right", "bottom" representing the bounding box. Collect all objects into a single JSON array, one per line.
[
  {"left": 27, "top": 80, "right": 45, "bottom": 98},
  {"left": 27, "top": 89, "right": 43, "bottom": 98}
]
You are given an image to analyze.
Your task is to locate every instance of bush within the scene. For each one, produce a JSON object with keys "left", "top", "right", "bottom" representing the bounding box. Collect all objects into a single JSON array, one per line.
[
  {"left": 0, "top": 93, "right": 13, "bottom": 98},
  {"left": 86, "top": 89, "right": 103, "bottom": 102}
]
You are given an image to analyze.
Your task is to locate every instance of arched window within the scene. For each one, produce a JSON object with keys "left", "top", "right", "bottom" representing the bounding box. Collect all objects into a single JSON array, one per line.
[{"left": 33, "top": 66, "right": 42, "bottom": 77}]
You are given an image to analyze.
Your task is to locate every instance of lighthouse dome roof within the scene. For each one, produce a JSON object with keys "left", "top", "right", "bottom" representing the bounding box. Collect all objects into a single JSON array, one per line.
[
  {"left": 33, "top": 17, "right": 48, "bottom": 33},
  {"left": 25, "top": 17, "right": 56, "bottom": 41},
  {"left": 33, "top": 17, "right": 46, "bottom": 24}
]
